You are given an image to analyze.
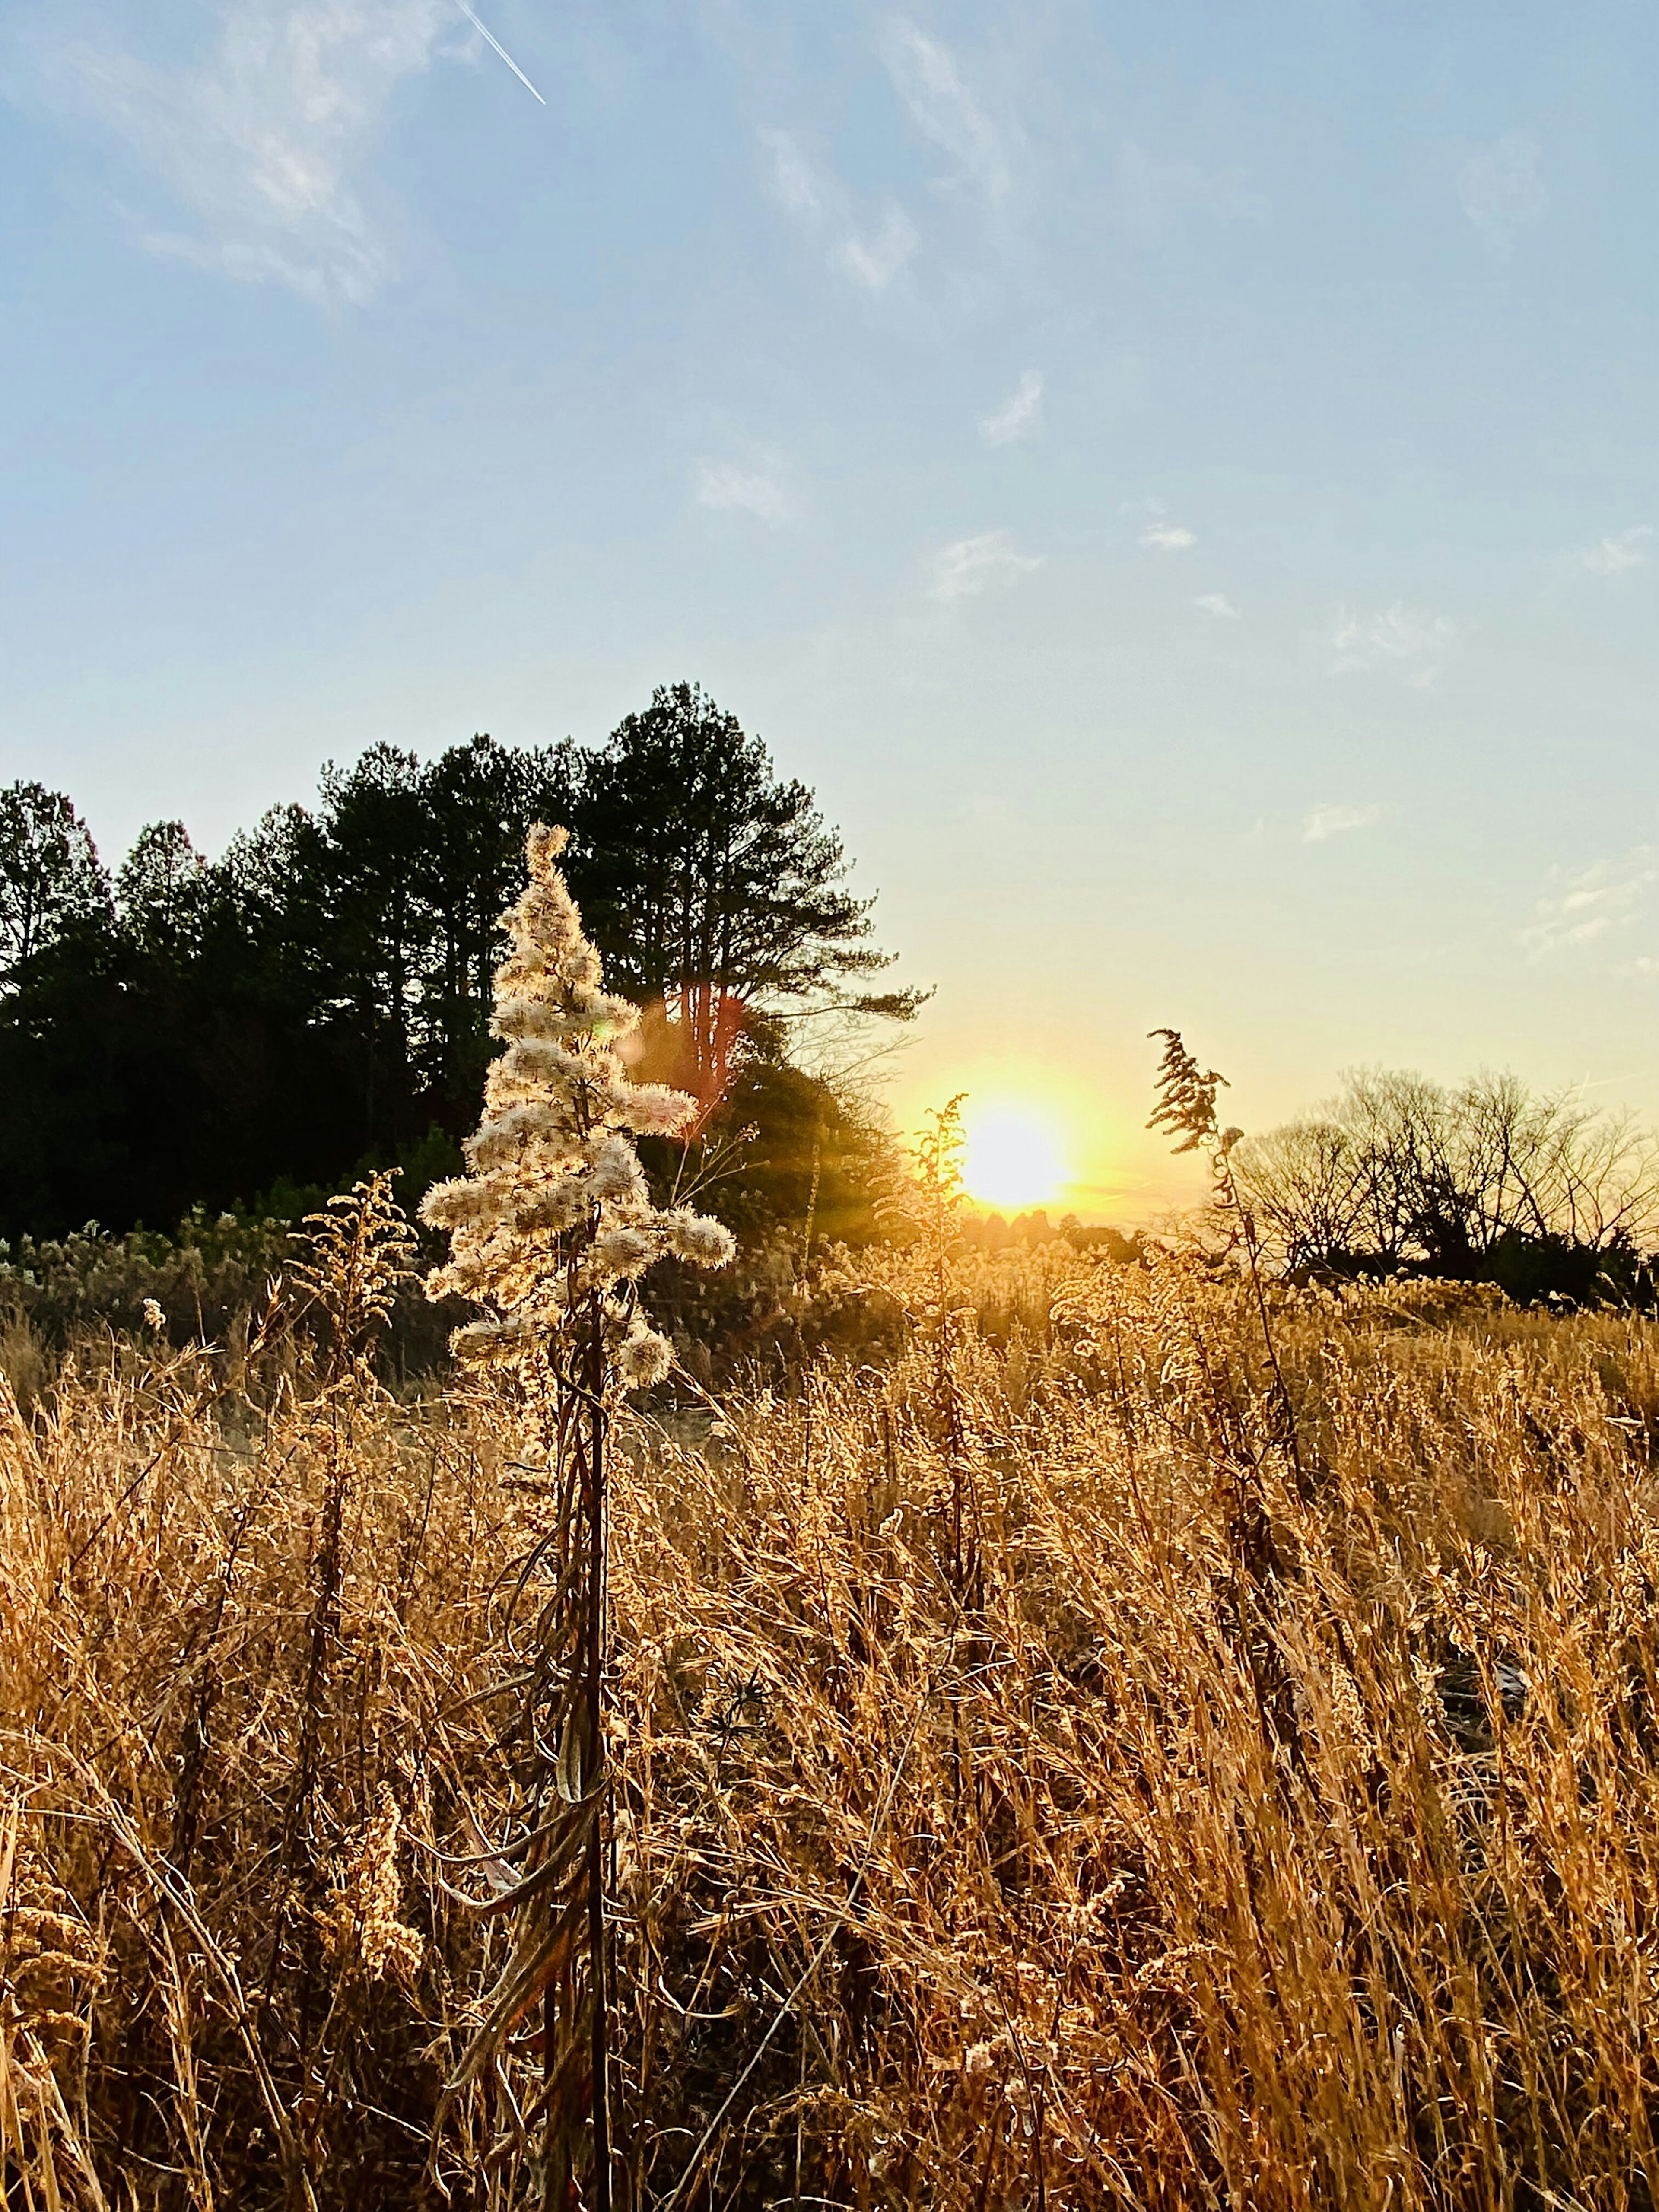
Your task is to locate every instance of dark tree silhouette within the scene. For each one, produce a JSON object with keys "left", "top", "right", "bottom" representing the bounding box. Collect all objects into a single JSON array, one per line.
[
  {"left": 116, "top": 821, "right": 210, "bottom": 963},
  {"left": 410, "top": 734, "right": 577, "bottom": 1120},
  {"left": 1236, "top": 1068, "right": 1659, "bottom": 1305},
  {"left": 565, "top": 684, "right": 921, "bottom": 1110},
  {"left": 0, "top": 700, "right": 909, "bottom": 1243},
  {"left": 0, "top": 783, "right": 112, "bottom": 993}
]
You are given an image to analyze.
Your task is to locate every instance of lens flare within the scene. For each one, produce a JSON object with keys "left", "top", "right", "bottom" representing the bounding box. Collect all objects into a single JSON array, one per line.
[{"left": 962, "top": 1105, "right": 1070, "bottom": 1211}]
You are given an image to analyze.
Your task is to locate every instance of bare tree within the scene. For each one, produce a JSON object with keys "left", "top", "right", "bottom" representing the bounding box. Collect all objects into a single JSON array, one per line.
[
  {"left": 1236, "top": 1067, "right": 1659, "bottom": 1286},
  {"left": 1236, "top": 1117, "right": 1370, "bottom": 1274}
]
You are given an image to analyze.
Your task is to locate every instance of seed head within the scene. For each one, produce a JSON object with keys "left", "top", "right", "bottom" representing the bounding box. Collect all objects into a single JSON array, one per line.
[{"left": 421, "top": 824, "right": 734, "bottom": 1389}]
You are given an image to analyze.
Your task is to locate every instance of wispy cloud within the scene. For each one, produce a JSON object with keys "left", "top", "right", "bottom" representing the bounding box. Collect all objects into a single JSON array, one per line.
[
  {"left": 695, "top": 458, "right": 791, "bottom": 526},
  {"left": 1565, "top": 526, "right": 1654, "bottom": 578},
  {"left": 1121, "top": 496, "right": 1196, "bottom": 552},
  {"left": 758, "top": 127, "right": 820, "bottom": 216},
  {"left": 979, "top": 369, "right": 1043, "bottom": 447},
  {"left": 758, "top": 129, "right": 919, "bottom": 293},
  {"left": 1116, "top": 141, "right": 1268, "bottom": 245},
  {"left": 837, "top": 204, "right": 919, "bottom": 291},
  {"left": 927, "top": 530, "right": 1042, "bottom": 601},
  {"left": 13, "top": 0, "right": 458, "bottom": 305},
  {"left": 1195, "top": 593, "right": 1241, "bottom": 619},
  {"left": 1303, "top": 802, "right": 1384, "bottom": 844},
  {"left": 1458, "top": 132, "right": 1547, "bottom": 257},
  {"left": 1330, "top": 602, "right": 1457, "bottom": 686},
  {"left": 880, "top": 19, "right": 1008, "bottom": 202},
  {"left": 1524, "top": 847, "right": 1659, "bottom": 957},
  {"left": 763, "top": 24, "right": 1004, "bottom": 297}
]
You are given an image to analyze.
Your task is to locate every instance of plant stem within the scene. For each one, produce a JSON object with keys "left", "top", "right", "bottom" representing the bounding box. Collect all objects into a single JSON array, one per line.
[{"left": 586, "top": 1310, "right": 613, "bottom": 2212}]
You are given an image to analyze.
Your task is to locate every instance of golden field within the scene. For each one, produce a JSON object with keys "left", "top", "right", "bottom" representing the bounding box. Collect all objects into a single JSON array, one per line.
[{"left": 5, "top": 1247, "right": 1659, "bottom": 2209}]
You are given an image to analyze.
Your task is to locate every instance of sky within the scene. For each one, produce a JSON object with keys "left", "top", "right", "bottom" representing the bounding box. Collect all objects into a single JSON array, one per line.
[{"left": 5, "top": 0, "right": 1659, "bottom": 1218}]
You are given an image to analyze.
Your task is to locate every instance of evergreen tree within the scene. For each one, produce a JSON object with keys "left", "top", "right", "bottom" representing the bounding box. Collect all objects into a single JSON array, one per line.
[
  {"left": 0, "top": 699, "right": 914, "bottom": 1240},
  {"left": 0, "top": 782, "right": 113, "bottom": 993},
  {"left": 309, "top": 745, "right": 431, "bottom": 1148},
  {"left": 412, "top": 734, "right": 576, "bottom": 1121},
  {"left": 566, "top": 684, "right": 920, "bottom": 1106},
  {"left": 116, "top": 821, "right": 210, "bottom": 963}
]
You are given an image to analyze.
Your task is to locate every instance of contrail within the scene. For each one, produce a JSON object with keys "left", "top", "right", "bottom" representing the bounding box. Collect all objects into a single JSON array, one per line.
[
  {"left": 453, "top": 0, "right": 546, "bottom": 104},
  {"left": 1574, "top": 1070, "right": 1647, "bottom": 1093}
]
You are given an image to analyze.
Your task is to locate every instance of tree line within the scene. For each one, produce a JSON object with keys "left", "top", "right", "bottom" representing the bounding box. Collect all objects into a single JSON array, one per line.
[
  {"left": 1235, "top": 1066, "right": 1659, "bottom": 1303},
  {"left": 0, "top": 684, "right": 915, "bottom": 1240}
]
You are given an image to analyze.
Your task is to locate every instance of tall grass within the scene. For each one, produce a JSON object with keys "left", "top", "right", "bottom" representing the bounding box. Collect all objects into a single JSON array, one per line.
[{"left": 6, "top": 1246, "right": 1659, "bottom": 2206}]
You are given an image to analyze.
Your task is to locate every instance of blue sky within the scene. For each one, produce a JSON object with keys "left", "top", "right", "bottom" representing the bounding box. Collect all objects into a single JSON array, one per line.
[{"left": 4, "top": 0, "right": 1659, "bottom": 1213}]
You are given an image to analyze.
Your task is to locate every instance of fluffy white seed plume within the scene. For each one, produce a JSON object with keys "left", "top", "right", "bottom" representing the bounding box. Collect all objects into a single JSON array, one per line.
[
  {"left": 585, "top": 1131, "right": 648, "bottom": 1205},
  {"left": 627, "top": 1084, "right": 701, "bottom": 1135},
  {"left": 617, "top": 1320, "right": 674, "bottom": 1389},
  {"left": 662, "top": 1208, "right": 738, "bottom": 1268},
  {"left": 591, "top": 1225, "right": 659, "bottom": 1281},
  {"left": 422, "top": 825, "right": 733, "bottom": 1385}
]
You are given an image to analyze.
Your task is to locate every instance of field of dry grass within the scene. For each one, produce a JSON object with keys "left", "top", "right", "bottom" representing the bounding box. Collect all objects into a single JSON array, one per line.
[{"left": 6, "top": 1248, "right": 1659, "bottom": 2208}]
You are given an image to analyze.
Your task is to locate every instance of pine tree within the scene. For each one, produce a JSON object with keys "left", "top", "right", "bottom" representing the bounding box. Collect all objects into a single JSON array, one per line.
[
  {"left": 0, "top": 782, "right": 112, "bottom": 994},
  {"left": 566, "top": 683, "right": 922, "bottom": 1106}
]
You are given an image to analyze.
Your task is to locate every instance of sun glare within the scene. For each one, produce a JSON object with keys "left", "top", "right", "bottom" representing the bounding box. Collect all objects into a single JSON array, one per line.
[{"left": 962, "top": 1105, "right": 1070, "bottom": 1212}]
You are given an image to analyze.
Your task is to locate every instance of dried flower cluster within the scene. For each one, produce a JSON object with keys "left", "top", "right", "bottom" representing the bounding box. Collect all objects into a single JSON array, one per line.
[
  {"left": 316, "top": 1788, "right": 422, "bottom": 1986},
  {"left": 421, "top": 824, "right": 734, "bottom": 1384},
  {"left": 418, "top": 824, "right": 736, "bottom": 2210},
  {"left": 293, "top": 1172, "right": 418, "bottom": 1378},
  {"left": 0, "top": 1812, "right": 105, "bottom": 2046}
]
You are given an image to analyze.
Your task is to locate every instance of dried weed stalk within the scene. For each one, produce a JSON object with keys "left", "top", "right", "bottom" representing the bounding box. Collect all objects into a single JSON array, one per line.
[{"left": 420, "top": 823, "right": 732, "bottom": 2209}]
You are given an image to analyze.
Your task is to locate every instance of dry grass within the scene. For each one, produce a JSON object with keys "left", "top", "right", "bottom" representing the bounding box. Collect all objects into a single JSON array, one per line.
[{"left": 6, "top": 1251, "right": 1659, "bottom": 2207}]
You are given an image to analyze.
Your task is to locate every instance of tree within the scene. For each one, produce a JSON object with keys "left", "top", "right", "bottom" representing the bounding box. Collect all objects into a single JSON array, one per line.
[
  {"left": 310, "top": 745, "right": 432, "bottom": 1144},
  {"left": 0, "top": 699, "right": 914, "bottom": 1239},
  {"left": 1231, "top": 1116, "right": 1368, "bottom": 1275},
  {"left": 1236, "top": 1067, "right": 1659, "bottom": 1300},
  {"left": 0, "top": 782, "right": 113, "bottom": 994},
  {"left": 116, "top": 821, "right": 210, "bottom": 963},
  {"left": 219, "top": 803, "right": 315, "bottom": 919},
  {"left": 411, "top": 734, "right": 576, "bottom": 1120},
  {"left": 295, "top": 736, "right": 573, "bottom": 1155},
  {"left": 566, "top": 684, "right": 921, "bottom": 1112}
]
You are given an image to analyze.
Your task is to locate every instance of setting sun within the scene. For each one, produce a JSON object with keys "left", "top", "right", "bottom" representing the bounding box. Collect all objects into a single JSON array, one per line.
[{"left": 961, "top": 1104, "right": 1071, "bottom": 1212}]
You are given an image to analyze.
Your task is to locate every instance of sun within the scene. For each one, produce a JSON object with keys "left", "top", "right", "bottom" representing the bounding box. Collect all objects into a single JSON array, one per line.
[{"left": 961, "top": 1103, "right": 1071, "bottom": 1212}]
